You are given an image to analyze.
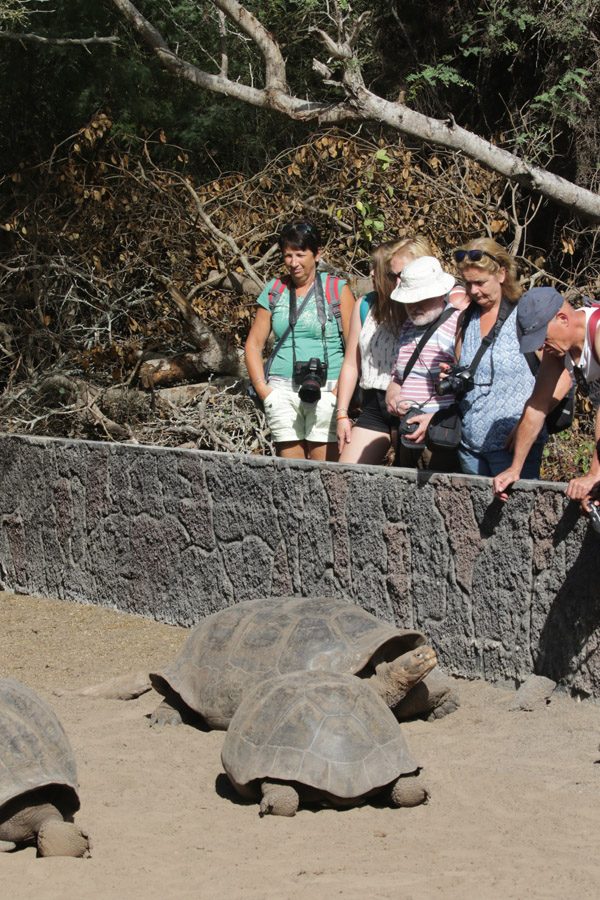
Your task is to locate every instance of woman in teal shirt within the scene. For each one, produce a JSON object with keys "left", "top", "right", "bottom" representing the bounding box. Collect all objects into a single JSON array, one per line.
[{"left": 245, "top": 221, "right": 354, "bottom": 460}]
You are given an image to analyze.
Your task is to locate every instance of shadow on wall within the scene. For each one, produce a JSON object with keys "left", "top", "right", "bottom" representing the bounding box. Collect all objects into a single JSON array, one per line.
[{"left": 535, "top": 503, "right": 600, "bottom": 697}]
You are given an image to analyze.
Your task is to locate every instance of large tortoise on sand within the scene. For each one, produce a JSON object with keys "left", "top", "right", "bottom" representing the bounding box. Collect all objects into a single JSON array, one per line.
[
  {"left": 0, "top": 678, "right": 90, "bottom": 857},
  {"left": 149, "top": 596, "right": 457, "bottom": 729},
  {"left": 221, "top": 670, "right": 429, "bottom": 816}
]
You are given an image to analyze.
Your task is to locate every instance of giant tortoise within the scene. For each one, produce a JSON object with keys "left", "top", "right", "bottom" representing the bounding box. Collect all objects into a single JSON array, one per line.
[
  {"left": 0, "top": 678, "right": 90, "bottom": 857},
  {"left": 148, "top": 596, "right": 453, "bottom": 729},
  {"left": 221, "top": 670, "right": 429, "bottom": 816}
]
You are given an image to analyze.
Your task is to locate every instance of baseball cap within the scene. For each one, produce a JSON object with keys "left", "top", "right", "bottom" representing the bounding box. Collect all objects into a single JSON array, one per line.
[{"left": 517, "top": 287, "right": 564, "bottom": 353}]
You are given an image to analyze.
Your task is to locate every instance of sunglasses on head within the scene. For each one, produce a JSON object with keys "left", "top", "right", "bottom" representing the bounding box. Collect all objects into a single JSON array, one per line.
[
  {"left": 281, "top": 222, "right": 313, "bottom": 235},
  {"left": 453, "top": 248, "right": 500, "bottom": 266}
]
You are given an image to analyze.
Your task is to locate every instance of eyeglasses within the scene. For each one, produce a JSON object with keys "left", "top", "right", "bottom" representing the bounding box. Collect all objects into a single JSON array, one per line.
[{"left": 453, "top": 248, "right": 500, "bottom": 266}]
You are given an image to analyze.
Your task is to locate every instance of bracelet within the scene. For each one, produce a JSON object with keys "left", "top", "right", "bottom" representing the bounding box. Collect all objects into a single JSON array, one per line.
[
  {"left": 336, "top": 415, "right": 350, "bottom": 421},
  {"left": 336, "top": 407, "right": 349, "bottom": 413},
  {"left": 252, "top": 377, "right": 266, "bottom": 386}
]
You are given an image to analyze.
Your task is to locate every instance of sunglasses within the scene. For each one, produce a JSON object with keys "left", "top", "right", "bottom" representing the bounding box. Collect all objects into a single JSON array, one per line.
[
  {"left": 281, "top": 222, "right": 313, "bottom": 235},
  {"left": 453, "top": 248, "right": 500, "bottom": 266}
]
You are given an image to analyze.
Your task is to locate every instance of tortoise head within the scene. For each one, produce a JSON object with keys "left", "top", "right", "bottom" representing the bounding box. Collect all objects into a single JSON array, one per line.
[{"left": 371, "top": 645, "right": 437, "bottom": 709}]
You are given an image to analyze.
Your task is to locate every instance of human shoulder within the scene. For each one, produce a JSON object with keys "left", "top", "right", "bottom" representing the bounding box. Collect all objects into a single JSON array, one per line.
[{"left": 256, "top": 275, "right": 289, "bottom": 311}]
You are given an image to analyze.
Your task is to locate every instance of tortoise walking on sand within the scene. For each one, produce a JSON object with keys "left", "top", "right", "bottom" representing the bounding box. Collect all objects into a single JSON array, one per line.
[
  {"left": 148, "top": 596, "right": 456, "bottom": 728},
  {"left": 0, "top": 678, "right": 90, "bottom": 857},
  {"left": 221, "top": 671, "right": 430, "bottom": 816}
]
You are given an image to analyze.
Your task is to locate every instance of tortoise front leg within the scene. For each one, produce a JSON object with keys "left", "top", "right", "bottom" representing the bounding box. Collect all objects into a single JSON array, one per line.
[
  {"left": 259, "top": 781, "right": 299, "bottom": 817},
  {"left": 149, "top": 697, "right": 183, "bottom": 727},
  {"left": 0, "top": 799, "right": 89, "bottom": 856}
]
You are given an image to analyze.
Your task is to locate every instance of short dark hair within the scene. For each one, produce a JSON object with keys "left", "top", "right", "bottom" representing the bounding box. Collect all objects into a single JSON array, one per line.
[{"left": 277, "top": 220, "right": 321, "bottom": 255}]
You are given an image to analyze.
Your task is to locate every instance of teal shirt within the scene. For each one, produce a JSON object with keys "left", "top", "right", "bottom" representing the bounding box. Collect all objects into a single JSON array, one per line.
[{"left": 257, "top": 272, "right": 346, "bottom": 380}]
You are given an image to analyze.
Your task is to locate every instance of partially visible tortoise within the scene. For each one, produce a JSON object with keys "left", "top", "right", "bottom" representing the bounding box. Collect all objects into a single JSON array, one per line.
[
  {"left": 221, "top": 670, "right": 429, "bottom": 816},
  {"left": 0, "top": 678, "right": 90, "bottom": 857},
  {"left": 148, "top": 596, "right": 455, "bottom": 729}
]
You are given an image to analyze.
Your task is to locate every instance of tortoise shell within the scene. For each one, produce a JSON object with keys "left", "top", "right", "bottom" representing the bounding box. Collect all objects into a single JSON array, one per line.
[
  {"left": 221, "top": 671, "right": 420, "bottom": 801},
  {"left": 0, "top": 678, "right": 80, "bottom": 817},
  {"left": 150, "top": 596, "right": 425, "bottom": 729}
]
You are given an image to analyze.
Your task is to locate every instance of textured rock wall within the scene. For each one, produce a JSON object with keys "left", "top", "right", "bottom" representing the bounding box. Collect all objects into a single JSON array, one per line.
[{"left": 1, "top": 434, "right": 599, "bottom": 697}]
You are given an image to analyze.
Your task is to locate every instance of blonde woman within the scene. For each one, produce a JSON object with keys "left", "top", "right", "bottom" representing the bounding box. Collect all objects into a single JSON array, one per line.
[
  {"left": 335, "top": 237, "right": 432, "bottom": 464},
  {"left": 453, "top": 237, "right": 543, "bottom": 476}
]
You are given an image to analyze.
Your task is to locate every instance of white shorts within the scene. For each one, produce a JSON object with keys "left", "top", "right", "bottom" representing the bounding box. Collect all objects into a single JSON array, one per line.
[{"left": 263, "top": 380, "right": 337, "bottom": 444}]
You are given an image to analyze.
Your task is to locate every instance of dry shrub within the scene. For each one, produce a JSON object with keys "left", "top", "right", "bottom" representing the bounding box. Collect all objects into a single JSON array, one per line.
[{"left": 0, "top": 116, "right": 597, "bottom": 475}]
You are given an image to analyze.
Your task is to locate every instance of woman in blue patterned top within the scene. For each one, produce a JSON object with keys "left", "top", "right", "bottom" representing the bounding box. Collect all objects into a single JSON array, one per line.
[{"left": 452, "top": 238, "right": 546, "bottom": 478}]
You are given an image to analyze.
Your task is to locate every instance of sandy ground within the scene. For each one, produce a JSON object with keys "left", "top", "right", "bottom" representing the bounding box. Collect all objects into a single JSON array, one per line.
[{"left": 1, "top": 590, "right": 599, "bottom": 900}]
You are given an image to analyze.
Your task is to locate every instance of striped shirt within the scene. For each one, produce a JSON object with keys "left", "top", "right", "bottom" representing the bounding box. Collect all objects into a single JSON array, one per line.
[{"left": 391, "top": 309, "right": 459, "bottom": 412}]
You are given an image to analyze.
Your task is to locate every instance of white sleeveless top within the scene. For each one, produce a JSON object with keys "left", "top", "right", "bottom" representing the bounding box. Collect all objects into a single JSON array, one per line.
[
  {"left": 565, "top": 306, "right": 600, "bottom": 409},
  {"left": 358, "top": 307, "right": 398, "bottom": 391}
]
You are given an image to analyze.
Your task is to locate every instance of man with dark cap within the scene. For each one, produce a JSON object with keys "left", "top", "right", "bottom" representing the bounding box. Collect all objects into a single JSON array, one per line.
[{"left": 493, "top": 286, "right": 600, "bottom": 508}]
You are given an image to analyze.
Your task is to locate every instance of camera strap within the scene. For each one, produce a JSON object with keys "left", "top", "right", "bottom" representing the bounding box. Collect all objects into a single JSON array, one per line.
[
  {"left": 312, "top": 271, "right": 331, "bottom": 369},
  {"left": 400, "top": 298, "right": 455, "bottom": 383},
  {"left": 289, "top": 276, "right": 330, "bottom": 373},
  {"left": 463, "top": 295, "right": 513, "bottom": 378},
  {"left": 288, "top": 282, "right": 326, "bottom": 373}
]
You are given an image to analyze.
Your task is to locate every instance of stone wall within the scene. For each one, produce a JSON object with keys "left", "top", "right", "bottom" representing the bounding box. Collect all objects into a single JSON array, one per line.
[{"left": 1, "top": 434, "right": 599, "bottom": 697}]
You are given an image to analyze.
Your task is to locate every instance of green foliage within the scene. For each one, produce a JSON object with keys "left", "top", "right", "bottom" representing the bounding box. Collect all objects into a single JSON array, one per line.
[
  {"left": 406, "top": 56, "right": 474, "bottom": 98},
  {"left": 531, "top": 65, "right": 591, "bottom": 124},
  {"left": 0, "top": 0, "right": 29, "bottom": 27}
]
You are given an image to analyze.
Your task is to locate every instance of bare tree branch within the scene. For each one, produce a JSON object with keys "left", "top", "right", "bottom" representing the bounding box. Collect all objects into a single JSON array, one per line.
[
  {"left": 109, "top": 0, "right": 600, "bottom": 221},
  {"left": 0, "top": 32, "right": 119, "bottom": 46}
]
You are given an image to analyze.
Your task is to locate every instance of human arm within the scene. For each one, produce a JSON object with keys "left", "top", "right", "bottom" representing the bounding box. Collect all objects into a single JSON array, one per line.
[
  {"left": 565, "top": 312, "right": 600, "bottom": 504},
  {"left": 565, "top": 413, "right": 600, "bottom": 505},
  {"left": 244, "top": 306, "right": 274, "bottom": 403},
  {"left": 336, "top": 301, "right": 362, "bottom": 452},
  {"left": 339, "top": 283, "right": 356, "bottom": 341},
  {"left": 492, "top": 352, "right": 564, "bottom": 501},
  {"left": 504, "top": 366, "right": 574, "bottom": 452},
  {"left": 385, "top": 378, "right": 404, "bottom": 415}
]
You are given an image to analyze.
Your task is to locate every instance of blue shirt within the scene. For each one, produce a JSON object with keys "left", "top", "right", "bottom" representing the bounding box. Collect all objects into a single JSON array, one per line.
[{"left": 459, "top": 302, "right": 546, "bottom": 453}]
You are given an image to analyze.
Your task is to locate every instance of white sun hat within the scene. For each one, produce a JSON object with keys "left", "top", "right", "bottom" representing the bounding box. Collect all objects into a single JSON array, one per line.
[{"left": 391, "top": 256, "right": 455, "bottom": 304}]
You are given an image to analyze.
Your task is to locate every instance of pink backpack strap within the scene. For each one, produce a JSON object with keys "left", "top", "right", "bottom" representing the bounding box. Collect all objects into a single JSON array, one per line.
[
  {"left": 324, "top": 273, "right": 342, "bottom": 307},
  {"left": 267, "top": 276, "right": 289, "bottom": 313}
]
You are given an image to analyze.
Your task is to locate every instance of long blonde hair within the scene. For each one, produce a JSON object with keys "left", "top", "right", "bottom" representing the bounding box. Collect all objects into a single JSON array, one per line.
[
  {"left": 372, "top": 236, "right": 434, "bottom": 333},
  {"left": 454, "top": 238, "right": 522, "bottom": 303}
]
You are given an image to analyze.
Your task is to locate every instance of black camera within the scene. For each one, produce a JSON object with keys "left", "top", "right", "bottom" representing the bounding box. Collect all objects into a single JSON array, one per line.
[
  {"left": 293, "top": 357, "right": 327, "bottom": 404},
  {"left": 398, "top": 407, "right": 426, "bottom": 449},
  {"left": 435, "top": 364, "right": 474, "bottom": 398},
  {"left": 398, "top": 407, "right": 422, "bottom": 437}
]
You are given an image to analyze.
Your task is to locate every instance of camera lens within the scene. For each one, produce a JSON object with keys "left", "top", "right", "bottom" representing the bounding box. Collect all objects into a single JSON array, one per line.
[{"left": 298, "top": 379, "right": 321, "bottom": 404}]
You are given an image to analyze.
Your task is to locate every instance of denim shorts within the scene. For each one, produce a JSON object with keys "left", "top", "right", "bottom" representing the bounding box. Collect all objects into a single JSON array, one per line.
[{"left": 263, "top": 379, "right": 337, "bottom": 443}]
